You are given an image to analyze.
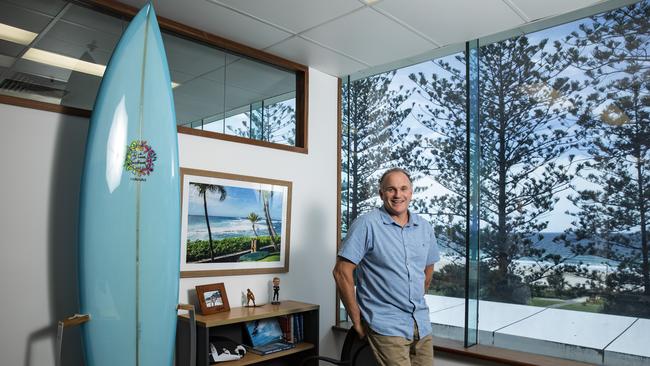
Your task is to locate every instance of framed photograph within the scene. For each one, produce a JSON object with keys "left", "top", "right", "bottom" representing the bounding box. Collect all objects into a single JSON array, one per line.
[
  {"left": 196, "top": 283, "right": 230, "bottom": 315},
  {"left": 180, "top": 168, "right": 292, "bottom": 277}
]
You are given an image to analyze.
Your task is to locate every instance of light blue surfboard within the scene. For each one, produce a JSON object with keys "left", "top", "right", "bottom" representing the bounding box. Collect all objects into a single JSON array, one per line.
[{"left": 78, "top": 4, "right": 180, "bottom": 366}]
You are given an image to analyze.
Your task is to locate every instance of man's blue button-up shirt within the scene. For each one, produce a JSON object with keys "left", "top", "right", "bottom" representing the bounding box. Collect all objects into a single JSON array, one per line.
[{"left": 338, "top": 207, "right": 440, "bottom": 340}]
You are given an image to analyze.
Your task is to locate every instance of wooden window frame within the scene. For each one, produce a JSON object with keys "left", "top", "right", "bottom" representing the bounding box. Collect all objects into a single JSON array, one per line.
[{"left": 0, "top": 0, "right": 309, "bottom": 154}]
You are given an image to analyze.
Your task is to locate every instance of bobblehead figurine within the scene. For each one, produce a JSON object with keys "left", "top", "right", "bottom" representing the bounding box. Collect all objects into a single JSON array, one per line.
[{"left": 271, "top": 277, "right": 281, "bottom": 304}]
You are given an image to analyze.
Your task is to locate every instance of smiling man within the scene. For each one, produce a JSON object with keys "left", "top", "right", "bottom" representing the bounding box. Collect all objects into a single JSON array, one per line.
[{"left": 333, "top": 168, "right": 440, "bottom": 366}]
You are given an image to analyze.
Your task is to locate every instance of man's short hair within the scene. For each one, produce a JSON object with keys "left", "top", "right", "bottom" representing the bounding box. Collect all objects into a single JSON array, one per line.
[{"left": 379, "top": 168, "right": 412, "bottom": 189}]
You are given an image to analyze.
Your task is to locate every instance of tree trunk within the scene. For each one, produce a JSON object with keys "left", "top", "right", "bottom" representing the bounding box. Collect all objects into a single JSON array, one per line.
[
  {"left": 203, "top": 194, "right": 215, "bottom": 262},
  {"left": 262, "top": 195, "right": 279, "bottom": 251},
  {"left": 496, "top": 76, "right": 509, "bottom": 279}
]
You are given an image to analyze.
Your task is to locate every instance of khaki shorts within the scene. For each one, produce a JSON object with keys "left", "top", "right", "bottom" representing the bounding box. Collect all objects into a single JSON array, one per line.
[{"left": 363, "top": 321, "right": 434, "bottom": 366}]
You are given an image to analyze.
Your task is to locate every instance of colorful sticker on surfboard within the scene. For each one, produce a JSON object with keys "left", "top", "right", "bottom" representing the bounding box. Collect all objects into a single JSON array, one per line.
[{"left": 124, "top": 139, "right": 157, "bottom": 181}]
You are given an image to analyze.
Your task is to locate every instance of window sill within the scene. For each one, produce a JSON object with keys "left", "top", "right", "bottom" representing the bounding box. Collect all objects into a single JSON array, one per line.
[
  {"left": 332, "top": 324, "right": 591, "bottom": 366},
  {"left": 334, "top": 294, "right": 650, "bottom": 365}
]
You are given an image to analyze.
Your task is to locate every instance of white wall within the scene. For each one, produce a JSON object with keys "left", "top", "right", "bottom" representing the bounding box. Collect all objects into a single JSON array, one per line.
[
  {"left": 176, "top": 67, "right": 342, "bottom": 359},
  {"left": 0, "top": 67, "right": 342, "bottom": 365},
  {"left": 0, "top": 103, "right": 89, "bottom": 366}
]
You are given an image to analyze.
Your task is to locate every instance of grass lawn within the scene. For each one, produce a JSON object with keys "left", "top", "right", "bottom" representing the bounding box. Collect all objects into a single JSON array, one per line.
[
  {"left": 529, "top": 298, "right": 565, "bottom": 307},
  {"left": 260, "top": 254, "right": 280, "bottom": 262},
  {"left": 558, "top": 302, "right": 604, "bottom": 313}
]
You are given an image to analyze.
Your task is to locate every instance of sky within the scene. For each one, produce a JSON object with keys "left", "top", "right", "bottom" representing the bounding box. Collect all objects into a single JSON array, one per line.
[{"left": 188, "top": 185, "right": 284, "bottom": 219}]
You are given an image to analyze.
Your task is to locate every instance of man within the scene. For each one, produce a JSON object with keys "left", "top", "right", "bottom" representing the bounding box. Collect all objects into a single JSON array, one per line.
[{"left": 333, "top": 168, "right": 440, "bottom": 366}]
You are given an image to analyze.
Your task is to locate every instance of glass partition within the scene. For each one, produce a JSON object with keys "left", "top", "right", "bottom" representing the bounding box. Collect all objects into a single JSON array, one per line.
[
  {"left": 465, "top": 39, "right": 479, "bottom": 347},
  {"left": 339, "top": 1, "right": 649, "bottom": 364}
]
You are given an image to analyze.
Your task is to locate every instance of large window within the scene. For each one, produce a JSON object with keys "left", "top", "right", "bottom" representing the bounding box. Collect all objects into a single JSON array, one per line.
[
  {"left": 339, "top": 1, "right": 649, "bottom": 364},
  {"left": 0, "top": 0, "right": 307, "bottom": 152}
]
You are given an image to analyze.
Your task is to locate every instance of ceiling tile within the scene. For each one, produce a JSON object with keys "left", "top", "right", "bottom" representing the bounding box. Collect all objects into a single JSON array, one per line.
[
  {"left": 38, "top": 19, "right": 119, "bottom": 65},
  {"left": 375, "top": 0, "right": 524, "bottom": 46},
  {"left": 118, "top": 0, "right": 292, "bottom": 49},
  {"left": 224, "top": 57, "right": 295, "bottom": 96},
  {"left": 508, "top": 0, "right": 601, "bottom": 21},
  {"left": 266, "top": 36, "right": 367, "bottom": 77},
  {"left": 212, "top": 0, "right": 364, "bottom": 33},
  {"left": 0, "top": 2, "right": 57, "bottom": 33},
  {"left": 301, "top": 7, "right": 434, "bottom": 67},
  {"left": 162, "top": 33, "right": 227, "bottom": 83}
]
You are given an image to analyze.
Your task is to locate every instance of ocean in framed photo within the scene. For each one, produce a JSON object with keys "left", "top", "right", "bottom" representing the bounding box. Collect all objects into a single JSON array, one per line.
[{"left": 187, "top": 214, "right": 282, "bottom": 241}]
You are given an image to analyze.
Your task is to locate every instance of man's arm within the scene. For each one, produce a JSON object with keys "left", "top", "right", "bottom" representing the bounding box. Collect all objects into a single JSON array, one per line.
[
  {"left": 333, "top": 257, "right": 365, "bottom": 338},
  {"left": 424, "top": 264, "right": 435, "bottom": 292}
]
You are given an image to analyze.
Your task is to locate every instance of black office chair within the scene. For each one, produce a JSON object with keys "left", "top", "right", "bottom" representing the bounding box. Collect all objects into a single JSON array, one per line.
[{"left": 300, "top": 328, "right": 378, "bottom": 366}]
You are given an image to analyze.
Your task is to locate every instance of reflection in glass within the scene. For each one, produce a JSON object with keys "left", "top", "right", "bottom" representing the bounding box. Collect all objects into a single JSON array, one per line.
[{"left": 0, "top": 0, "right": 299, "bottom": 147}]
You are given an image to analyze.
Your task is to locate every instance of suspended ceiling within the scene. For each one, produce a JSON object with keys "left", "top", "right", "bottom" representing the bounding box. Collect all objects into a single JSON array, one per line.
[{"left": 116, "top": 0, "right": 637, "bottom": 78}]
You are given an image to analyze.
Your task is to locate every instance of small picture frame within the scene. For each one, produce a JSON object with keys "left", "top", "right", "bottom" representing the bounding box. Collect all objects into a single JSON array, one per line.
[{"left": 196, "top": 283, "right": 230, "bottom": 315}]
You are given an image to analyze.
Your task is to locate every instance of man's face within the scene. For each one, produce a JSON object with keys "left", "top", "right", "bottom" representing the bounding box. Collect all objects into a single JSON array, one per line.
[{"left": 379, "top": 171, "right": 412, "bottom": 217}]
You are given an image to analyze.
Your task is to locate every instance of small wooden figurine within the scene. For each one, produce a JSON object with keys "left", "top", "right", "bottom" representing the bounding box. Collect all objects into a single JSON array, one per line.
[{"left": 246, "top": 288, "right": 256, "bottom": 307}]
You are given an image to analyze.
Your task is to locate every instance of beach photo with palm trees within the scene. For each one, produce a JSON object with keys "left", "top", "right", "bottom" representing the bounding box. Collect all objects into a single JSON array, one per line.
[{"left": 180, "top": 171, "right": 289, "bottom": 271}]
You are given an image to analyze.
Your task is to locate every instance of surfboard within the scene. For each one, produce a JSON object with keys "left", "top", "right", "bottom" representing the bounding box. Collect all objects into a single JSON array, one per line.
[{"left": 78, "top": 3, "right": 180, "bottom": 365}]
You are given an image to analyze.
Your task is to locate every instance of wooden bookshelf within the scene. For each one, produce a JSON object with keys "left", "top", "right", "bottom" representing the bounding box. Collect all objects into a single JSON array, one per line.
[
  {"left": 176, "top": 300, "right": 319, "bottom": 366},
  {"left": 216, "top": 342, "right": 314, "bottom": 366}
]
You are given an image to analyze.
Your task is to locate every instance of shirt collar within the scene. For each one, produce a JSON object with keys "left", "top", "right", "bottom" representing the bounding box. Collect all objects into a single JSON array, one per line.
[{"left": 379, "top": 206, "right": 418, "bottom": 227}]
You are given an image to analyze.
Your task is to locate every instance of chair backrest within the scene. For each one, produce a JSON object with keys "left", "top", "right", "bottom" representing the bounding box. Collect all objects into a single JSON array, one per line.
[{"left": 340, "top": 329, "right": 378, "bottom": 366}]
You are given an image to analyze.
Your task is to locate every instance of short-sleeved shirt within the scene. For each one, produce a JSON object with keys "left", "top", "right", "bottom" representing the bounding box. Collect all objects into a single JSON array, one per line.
[{"left": 338, "top": 207, "right": 440, "bottom": 340}]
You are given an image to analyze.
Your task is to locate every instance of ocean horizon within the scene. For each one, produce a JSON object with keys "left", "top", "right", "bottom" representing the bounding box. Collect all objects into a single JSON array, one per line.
[
  {"left": 187, "top": 214, "right": 282, "bottom": 242},
  {"left": 437, "top": 232, "right": 638, "bottom": 269}
]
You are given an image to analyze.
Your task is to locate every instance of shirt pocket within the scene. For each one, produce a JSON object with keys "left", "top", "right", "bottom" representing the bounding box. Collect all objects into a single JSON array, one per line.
[{"left": 409, "top": 242, "right": 428, "bottom": 268}]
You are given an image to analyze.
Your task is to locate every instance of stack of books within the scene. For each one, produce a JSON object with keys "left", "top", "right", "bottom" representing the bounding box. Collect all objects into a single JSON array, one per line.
[{"left": 277, "top": 313, "right": 304, "bottom": 343}]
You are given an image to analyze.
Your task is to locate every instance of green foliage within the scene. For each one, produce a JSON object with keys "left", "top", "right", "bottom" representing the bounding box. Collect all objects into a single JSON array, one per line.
[
  {"left": 562, "top": 0, "right": 650, "bottom": 298},
  {"left": 430, "top": 263, "right": 466, "bottom": 298},
  {"left": 259, "top": 254, "right": 281, "bottom": 262},
  {"left": 602, "top": 293, "right": 650, "bottom": 317},
  {"left": 239, "top": 251, "right": 270, "bottom": 262},
  {"left": 528, "top": 298, "right": 564, "bottom": 307},
  {"left": 558, "top": 301, "right": 604, "bottom": 313},
  {"left": 341, "top": 71, "right": 415, "bottom": 228},
  {"left": 226, "top": 101, "right": 296, "bottom": 145},
  {"left": 407, "top": 33, "right": 582, "bottom": 304},
  {"left": 186, "top": 236, "right": 278, "bottom": 262}
]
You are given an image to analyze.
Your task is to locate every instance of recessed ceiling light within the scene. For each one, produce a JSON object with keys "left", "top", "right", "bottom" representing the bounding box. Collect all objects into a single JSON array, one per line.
[
  {"left": 3, "top": 22, "right": 181, "bottom": 89},
  {"left": 22, "top": 48, "right": 181, "bottom": 88},
  {"left": 23, "top": 48, "right": 107, "bottom": 77},
  {"left": 0, "top": 23, "right": 38, "bottom": 45}
]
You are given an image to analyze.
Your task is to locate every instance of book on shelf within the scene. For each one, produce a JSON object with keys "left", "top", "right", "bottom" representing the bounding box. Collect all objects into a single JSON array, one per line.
[
  {"left": 275, "top": 313, "right": 304, "bottom": 343},
  {"left": 277, "top": 314, "right": 294, "bottom": 343}
]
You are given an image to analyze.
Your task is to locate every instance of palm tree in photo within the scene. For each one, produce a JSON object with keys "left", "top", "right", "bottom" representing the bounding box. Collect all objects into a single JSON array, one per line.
[
  {"left": 260, "top": 190, "right": 279, "bottom": 251},
  {"left": 247, "top": 212, "right": 260, "bottom": 252},
  {"left": 190, "top": 183, "right": 226, "bottom": 262},
  {"left": 247, "top": 212, "right": 260, "bottom": 236}
]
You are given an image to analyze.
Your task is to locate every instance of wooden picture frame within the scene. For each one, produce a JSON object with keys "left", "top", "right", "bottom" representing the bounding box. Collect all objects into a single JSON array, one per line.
[
  {"left": 196, "top": 283, "right": 230, "bottom": 315},
  {"left": 180, "top": 168, "right": 292, "bottom": 277}
]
